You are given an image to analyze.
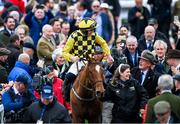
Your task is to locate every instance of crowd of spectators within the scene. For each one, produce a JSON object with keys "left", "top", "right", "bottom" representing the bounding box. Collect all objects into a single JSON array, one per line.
[{"left": 0, "top": 0, "right": 179, "bottom": 123}]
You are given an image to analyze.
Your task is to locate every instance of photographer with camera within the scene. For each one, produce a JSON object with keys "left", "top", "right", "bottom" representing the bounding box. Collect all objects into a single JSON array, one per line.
[
  {"left": 2, "top": 74, "right": 34, "bottom": 123},
  {"left": 33, "top": 65, "right": 71, "bottom": 113}
]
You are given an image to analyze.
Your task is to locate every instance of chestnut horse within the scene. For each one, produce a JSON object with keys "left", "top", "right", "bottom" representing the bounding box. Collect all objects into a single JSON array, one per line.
[{"left": 70, "top": 58, "right": 105, "bottom": 123}]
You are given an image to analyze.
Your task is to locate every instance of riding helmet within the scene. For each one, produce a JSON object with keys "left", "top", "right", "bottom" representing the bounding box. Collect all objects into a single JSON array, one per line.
[{"left": 78, "top": 17, "right": 97, "bottom": 30}]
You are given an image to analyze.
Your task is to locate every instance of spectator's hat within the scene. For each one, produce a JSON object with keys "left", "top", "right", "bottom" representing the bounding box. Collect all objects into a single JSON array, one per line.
[
  {"left": 0, "top": 48, "right": 11, "bottom": 56},
  {"left": 41, "top": 85, "right": 53, "bottom": 99},
  {"left": 173, "top": 73, "right": 180, "bottom": 81},
  {"left": 154, "top": 101, "right": 170, "bottom": 114},
  {"left": 23, "top": 42, "right": 35, "bottom": 51},
  {"left": 148, "top": 18, "right": 158, "bottom": 25},
  {"left": 16, "top": 74, "right": 29, "bottom": 86},
  {"left": 100, "top": 3, "right": 109, "bottom": 9},
  {"left": 139, "top": 50, "right": 156, "bottom": 64},
  {"left": 7, "top": 5, "right": 19, "bottom": 12},
  {"left": 167, "top": 49, "right": 180, "bottom": 59}
]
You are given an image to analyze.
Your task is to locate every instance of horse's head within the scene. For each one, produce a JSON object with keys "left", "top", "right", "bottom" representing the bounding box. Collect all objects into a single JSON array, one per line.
[{"left": 87, "top": 57, "right": 105, "bottom": 99}]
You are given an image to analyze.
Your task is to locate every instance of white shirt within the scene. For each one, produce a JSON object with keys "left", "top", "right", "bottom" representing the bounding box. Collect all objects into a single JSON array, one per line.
[
  {"left": 146, "top": 40, "right": 154, "bottom": 48},
  {"left": 13, "top": 85, "right": 20, "bottom": 95}
]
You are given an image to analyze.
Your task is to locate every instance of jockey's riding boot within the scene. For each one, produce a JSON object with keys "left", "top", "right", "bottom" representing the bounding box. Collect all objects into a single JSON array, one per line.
[{"left": 62, "top": 72, "right": 76, "bottom": 102}]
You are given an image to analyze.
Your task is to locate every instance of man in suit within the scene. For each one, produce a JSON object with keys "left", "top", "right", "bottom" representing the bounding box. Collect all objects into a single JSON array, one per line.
[
  {"left": 153, "top": 40, "right": 170, "bottom": 74},
  {"left": 123, "top": 35, "right": 141, "bottom": 68},
  {"left": 0, "top": 16, "right": 16, "bottom": 46},
  {"left": 91, "top": 0, "right": 112, "bottom": 44},
  {"left": 37, "top": 24, "right": 56, "bottom": 65},
  {"left": 131, "top": 50, "right": 160, "bottom": 98},
  {"left": 138, "top": 25, "right": 155, "bottom": 52},
  {"left": 145, "top": 74, "right": 180, "bottom": 123},
  {"left": 138, "top": 25, "right": 171, "bottom": 52},
  {"left": 49, "top": 18, "right": 66, "bottom": 47},
  {"left": 147, "top": 18, "right": 171, "bottom": 49},
  {"left": 153, "top": 101, "right": 180, "bottom": 123}
]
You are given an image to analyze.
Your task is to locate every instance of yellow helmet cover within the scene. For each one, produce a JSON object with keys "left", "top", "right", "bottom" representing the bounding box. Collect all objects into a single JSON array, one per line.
[{"left": 78, "top": 18, "right": 97, "bottom": 30}]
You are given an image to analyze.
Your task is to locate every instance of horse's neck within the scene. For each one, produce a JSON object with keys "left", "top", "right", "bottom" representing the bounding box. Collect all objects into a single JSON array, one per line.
[
  {"left": 76, "top": 67, "right": 94, "bottom": 97},
  {"left": 78, "top": 67, "right": 88, "bottom": 84}
]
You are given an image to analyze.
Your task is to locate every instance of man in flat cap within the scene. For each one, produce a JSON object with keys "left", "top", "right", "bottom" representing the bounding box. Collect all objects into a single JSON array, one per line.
[
  {"left": 145, "top": 74, "right": 180, "bottom": 123},
  {"left": 174, "top": 73, "right": 180, "bottom": 96},
  {"left": 131, "top": 50, "right": 160, "bottom": 98},
  {"left": 153, "top": 101, "right": 179, "bottom": 123},
  {"left": 167, "top": 49, "right": 180, "bottom": 75},
  {"left": 0, "top": 48, "right": 11, "bottom": 83}
]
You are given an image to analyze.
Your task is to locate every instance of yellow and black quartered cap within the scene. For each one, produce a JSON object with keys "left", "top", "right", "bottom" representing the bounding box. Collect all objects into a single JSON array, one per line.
[{"left": 78, "top": 17, "right": 97, "bottom": 30}]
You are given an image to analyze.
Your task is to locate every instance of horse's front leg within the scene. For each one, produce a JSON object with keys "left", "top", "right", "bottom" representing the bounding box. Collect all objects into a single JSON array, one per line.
[
  {"left": 72, "top": 114, "right": 84, "bottom": 123},
  {"left": 88, "top": 115, "right": 102, "bottom": 123}
]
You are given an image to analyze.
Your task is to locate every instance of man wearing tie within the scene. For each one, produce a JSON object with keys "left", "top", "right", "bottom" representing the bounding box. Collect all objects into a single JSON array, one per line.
[
  {"left": 153, "top": 40, "right": 170, "bottom": 74},
  {"left": 37, "top": 24, "right": 56, "bottom": 65},
  {"left": 131, "top": 50, "right": 160, "bottom": 98},
  {"left": 123, "top": 35, "right": 141, "bottom": 68},
  {"left": 138, "top": 26, "right": 155, "bottom": 52},
  {"left": 49, "top": 18, "right": 66, "bottom": 47}
]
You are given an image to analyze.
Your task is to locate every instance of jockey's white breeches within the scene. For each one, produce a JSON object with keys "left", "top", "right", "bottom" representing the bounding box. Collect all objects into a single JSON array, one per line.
[{"left": 67, "top": 61, "right": 87, "bottom": 75}]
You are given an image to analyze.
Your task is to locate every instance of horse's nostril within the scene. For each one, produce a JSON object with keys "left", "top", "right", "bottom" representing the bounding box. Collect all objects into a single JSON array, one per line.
[{"left": 96, "top": 91, "right": 101, "bottom": 98}]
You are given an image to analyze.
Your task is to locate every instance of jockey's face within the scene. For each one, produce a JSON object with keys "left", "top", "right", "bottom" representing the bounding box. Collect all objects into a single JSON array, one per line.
[
  {"left": 87, "top": 30, "right": 94, "bottom": 35},
  {"left": 81, "top": 28, "right": 94, "bottom": 36},
  {"left": 93, "top": 53, "right": 104, "bottom": 61}
]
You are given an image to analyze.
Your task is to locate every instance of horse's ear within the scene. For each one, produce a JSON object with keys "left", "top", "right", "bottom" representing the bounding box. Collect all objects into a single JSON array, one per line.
[
  {"left": 87, "top": 54, "right": 92, "bottom": 62},
  {"left": 84, "top": 51, "right": 91, "bottom": 61}
]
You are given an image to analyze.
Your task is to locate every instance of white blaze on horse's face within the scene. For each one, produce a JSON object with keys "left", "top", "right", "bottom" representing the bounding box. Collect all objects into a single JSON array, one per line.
[{"left": 95, "top": 65, "right": 100, "bottom": 73}]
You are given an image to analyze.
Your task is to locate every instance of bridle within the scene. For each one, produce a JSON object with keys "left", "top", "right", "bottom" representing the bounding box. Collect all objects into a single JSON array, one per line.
[{"left": 72, "top": 61, "right": 104, "bottom": 101}]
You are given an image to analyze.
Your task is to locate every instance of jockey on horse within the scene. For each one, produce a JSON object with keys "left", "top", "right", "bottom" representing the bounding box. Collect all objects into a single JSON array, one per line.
[{"left": 62, "top": 17, "right": 114, "bottom": 102}]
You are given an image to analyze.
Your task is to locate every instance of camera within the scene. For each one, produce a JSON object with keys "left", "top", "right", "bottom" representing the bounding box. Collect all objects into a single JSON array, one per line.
[{"left": 33, "top": 66, "right": 54, "bottom": 93}]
